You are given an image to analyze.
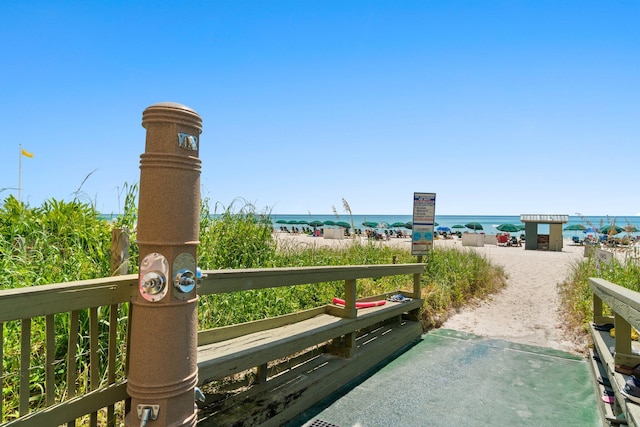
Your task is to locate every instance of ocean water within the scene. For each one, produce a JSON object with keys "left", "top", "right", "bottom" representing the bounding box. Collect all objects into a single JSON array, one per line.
[{"left": 271, "top": 214, "right": 640, "bottom": 239}]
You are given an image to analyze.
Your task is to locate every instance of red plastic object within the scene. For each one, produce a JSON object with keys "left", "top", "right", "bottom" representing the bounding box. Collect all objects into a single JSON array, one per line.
[{"left": 332, "top": 297, "right": 386, "bottom": 308}]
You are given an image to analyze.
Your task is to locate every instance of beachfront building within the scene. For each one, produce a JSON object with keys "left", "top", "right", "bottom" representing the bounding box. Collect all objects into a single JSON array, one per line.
[{"left": 520, "top": 214, "right": 569, "bottom": 252}]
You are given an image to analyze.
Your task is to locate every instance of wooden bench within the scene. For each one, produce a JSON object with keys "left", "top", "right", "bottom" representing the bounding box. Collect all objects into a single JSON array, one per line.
[
  {"left": 196, "top": 293, "right": 423, "bottom": 383},
  {"left": 589, "top": 278, "right": 640, "bottom": 426}
]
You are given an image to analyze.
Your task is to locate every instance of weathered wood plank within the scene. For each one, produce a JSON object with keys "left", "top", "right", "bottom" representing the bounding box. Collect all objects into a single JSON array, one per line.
[
  {"left": 107, "top": 304, "right": 118, "bottom": 427},
  {"left": 198, "top": 264, "right": 425, "bottom": 295},
  {"left": 67, "top": 311, "right": 79, "bottom": 403},
  {"left": 45, "top": 315, "right": 55, "bottom": 406},
  {"left": 2, "top": 382, "right": 128, "bottom": 427},
  {"left": 198, "top": 306, "right": 326, "bottom": 346},
  {"left": 89, "top": 307, "right": 99, "bottom": 427},
  {"left": 19, "top": 319, "right": 30, "bottom": 416},
  {"left": 0, "top": 276, "right": 137, "bottom": 323}
]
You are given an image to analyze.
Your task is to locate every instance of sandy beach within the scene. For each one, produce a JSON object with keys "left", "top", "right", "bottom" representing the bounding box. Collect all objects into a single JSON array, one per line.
[{"left": 275, "top": 231, "right": 585, "bottom": 354}]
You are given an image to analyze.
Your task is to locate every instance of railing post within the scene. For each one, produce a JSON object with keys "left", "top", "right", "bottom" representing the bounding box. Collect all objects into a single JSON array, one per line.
[
  {"left": 328, "top": 279, "right": 357, "bottom": 357},
  {"left": 126, "top": 102, "right": 202, "bottom": 427},
  {"left": 111, "top": 227, "right": 129, "bottom": 276},
  {"left": 615, "top": 312, "right": 632, "bottom": 363}
]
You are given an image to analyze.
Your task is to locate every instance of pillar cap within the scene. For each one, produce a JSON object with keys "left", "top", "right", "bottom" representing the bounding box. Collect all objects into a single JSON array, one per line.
[
  {"left": 142, "top": 102, "right": 202, "bottom": 132},
  {"left": 146, "top": 102, "right": 198, "bottom": 114}
]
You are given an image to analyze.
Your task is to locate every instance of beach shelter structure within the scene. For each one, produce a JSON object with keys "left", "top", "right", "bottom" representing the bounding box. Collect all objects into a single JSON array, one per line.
[{"left": 520, "top": 214, "right": 568, "bottom": 252}]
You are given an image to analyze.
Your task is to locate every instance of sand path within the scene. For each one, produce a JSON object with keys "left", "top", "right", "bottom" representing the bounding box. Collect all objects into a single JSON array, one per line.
[
  {"left": 439, "top": 239, "right": 584, "bottom": 353},
  {"left": 275, "top": 232, "right": 585, "bottom": 353}
]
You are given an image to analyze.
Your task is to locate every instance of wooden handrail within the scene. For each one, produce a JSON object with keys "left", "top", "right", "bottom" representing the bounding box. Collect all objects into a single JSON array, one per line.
[
  {"left": 198, "top": 263, "right": 425, "bottom": 295},
  {"left": 0, "top": 264, "right": 425, "bottom": 324},
  {"left": 590, "top": 277, "right": 640, "bottom": 332}
]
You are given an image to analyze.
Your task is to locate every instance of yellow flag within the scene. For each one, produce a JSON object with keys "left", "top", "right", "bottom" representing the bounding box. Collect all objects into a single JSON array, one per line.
[{"left": 21, "top": 148, "right": 34, "bottom": 158}]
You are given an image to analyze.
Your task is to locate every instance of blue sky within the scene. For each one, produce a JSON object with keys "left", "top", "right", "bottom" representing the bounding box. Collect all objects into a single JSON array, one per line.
[{"left": 1, "top": 1, "right": 638, "bottom": 216}]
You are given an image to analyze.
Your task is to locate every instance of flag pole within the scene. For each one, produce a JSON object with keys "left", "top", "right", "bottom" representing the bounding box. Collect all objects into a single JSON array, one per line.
[{"left": 18, "top": 144, "right": 22, "bottom": 202}]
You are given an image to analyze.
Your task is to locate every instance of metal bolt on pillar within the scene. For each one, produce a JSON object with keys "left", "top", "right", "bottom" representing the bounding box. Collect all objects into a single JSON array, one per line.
[{"left": 126, "top": 102, "right": 202, "bottom": 427}]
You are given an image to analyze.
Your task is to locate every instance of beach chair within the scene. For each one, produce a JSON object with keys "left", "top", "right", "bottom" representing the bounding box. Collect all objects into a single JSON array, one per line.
[{"left": 497, "top": 234, "right": 509, "bottom": 246}]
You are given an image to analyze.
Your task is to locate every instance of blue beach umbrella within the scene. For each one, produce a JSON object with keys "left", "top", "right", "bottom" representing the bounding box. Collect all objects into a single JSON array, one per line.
[{"left": 436, "top": 226, "right": 451, "bottom": 233}]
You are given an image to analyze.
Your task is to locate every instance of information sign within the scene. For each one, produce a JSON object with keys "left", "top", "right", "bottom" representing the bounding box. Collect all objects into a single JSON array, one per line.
[{"left": 411, "top": 192, "right": 436, "bottom": 256}]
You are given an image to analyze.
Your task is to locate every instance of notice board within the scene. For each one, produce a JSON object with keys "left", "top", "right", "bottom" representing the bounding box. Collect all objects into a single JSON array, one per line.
[{"left": 411, "top": 192, "right": 436, "bottom": 256}]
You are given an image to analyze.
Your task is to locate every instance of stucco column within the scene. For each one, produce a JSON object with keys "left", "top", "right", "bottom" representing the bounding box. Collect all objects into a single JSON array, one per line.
[{"left": 126, "top": 102, "right": 202, "bottom": 426}]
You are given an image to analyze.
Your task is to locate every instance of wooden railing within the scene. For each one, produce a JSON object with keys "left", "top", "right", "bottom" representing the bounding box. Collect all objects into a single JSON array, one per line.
[
  {"left": 0, "top": 263, "right": 423, "bottom": 426},
  {"left": 590, "top": 278, "right": 640, "bottom": 426}
]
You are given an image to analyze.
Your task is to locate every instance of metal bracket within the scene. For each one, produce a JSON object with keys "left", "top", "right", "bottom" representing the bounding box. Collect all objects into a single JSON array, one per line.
[
  {"left": 136, "top": 404, "right": 160, "bottom": 420},
  {"left": 139, "top": 253, "right": 169, "bottom": 302}
]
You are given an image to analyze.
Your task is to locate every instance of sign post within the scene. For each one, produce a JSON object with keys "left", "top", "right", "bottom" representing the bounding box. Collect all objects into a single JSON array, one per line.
[{"left": 411, "top": 192, "right": 436, "bottom": 256}]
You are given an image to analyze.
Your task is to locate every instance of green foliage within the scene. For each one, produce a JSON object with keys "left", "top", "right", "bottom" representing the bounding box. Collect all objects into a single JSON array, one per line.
[
  {"left": 198, "top": 198, "right": 276, "bottom": 269},
  {"left": 0, "top": 195, "right": 113, "bottom": 287},
  {"left": 560, "top": 250, "right": 640, "bottom": 333}
]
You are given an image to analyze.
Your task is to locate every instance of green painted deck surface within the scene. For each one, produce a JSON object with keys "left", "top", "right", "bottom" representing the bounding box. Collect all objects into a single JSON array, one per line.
[{"left": 293, "top": 329, "right": 601, "bottom": 426}]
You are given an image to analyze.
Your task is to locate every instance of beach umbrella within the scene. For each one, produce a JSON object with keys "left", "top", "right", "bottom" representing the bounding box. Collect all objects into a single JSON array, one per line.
[
  {"left": 624, "top": 225, "right": 638, "bottom": 233},
  {"left": 404, "top": 222, "right": 413, "bottom": 229},
  {"left": 465, "top": 222, "right": 483, "bottom": 232},
  {"left": 275, "top": 219, "right": 287, "bottom": 224},
  {"left": 297, "top": 220, "right": 309, "bottom": 225},
  {"left": 599, "top": 225, "right": 624, "bottom": 235},
  {"left": 451, "top": 224, "right": 465, "bottom": 229},
  {"left": 335, "top": 221, "right": 351, "bottom": 228},
  {"left": 323, "top": 220, "right": 336, "bottom": 226},
  {"left": 391, "top": 222, "right": 407, "bottom": 228},
  {"left": 496, "top": 224, "right": 519, "bottom": 233},
  {"left": 583, "top": 227, "right": 596, "bottom": 234},
  {"left": 434, "top": 222, "right": 439, "bottom": 227},
  {"left": 517, "top": 224, "right": 526, "bottom": 231},
  {"left": 564, "top": 224, "right": 586, "bottom": 231},
  {"left": 309, "top": 220, "right": 323, "bottom": 228},
  {"left": 363, "top": 221, "right": 378, "bottom": 228},
  {"left": 436, "top": 226, "right": 451, "bottom": 233}
]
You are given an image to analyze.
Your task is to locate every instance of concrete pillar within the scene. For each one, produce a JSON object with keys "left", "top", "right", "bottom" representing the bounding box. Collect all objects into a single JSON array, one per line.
[{"left": 126, "top": 102, "right": 202, "bottom": 426}]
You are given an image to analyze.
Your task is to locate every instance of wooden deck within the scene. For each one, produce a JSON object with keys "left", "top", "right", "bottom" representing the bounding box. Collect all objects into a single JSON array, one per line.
[{"left": 590, "top": 278, "right": 640, "bottom": 426}]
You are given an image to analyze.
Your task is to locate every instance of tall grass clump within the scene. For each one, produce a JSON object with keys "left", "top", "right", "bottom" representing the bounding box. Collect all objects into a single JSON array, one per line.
[
  {"left": 197, "top": 198, "right": 279, "bottom": 328},
  {"left": 420, "top": 247, "right": 507, "bottom": 329},
  {"left": 0, "top": 188, "right": 139, "bottom": 420},
  {"left": 198, "top": 198, "right": 276, "bottom": 270},
  {"left": 0, "top": 195, "right": 113, "bottom": 288},
  {"left": 560, "top": 251, "right": 640, "bottom": 335}
]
